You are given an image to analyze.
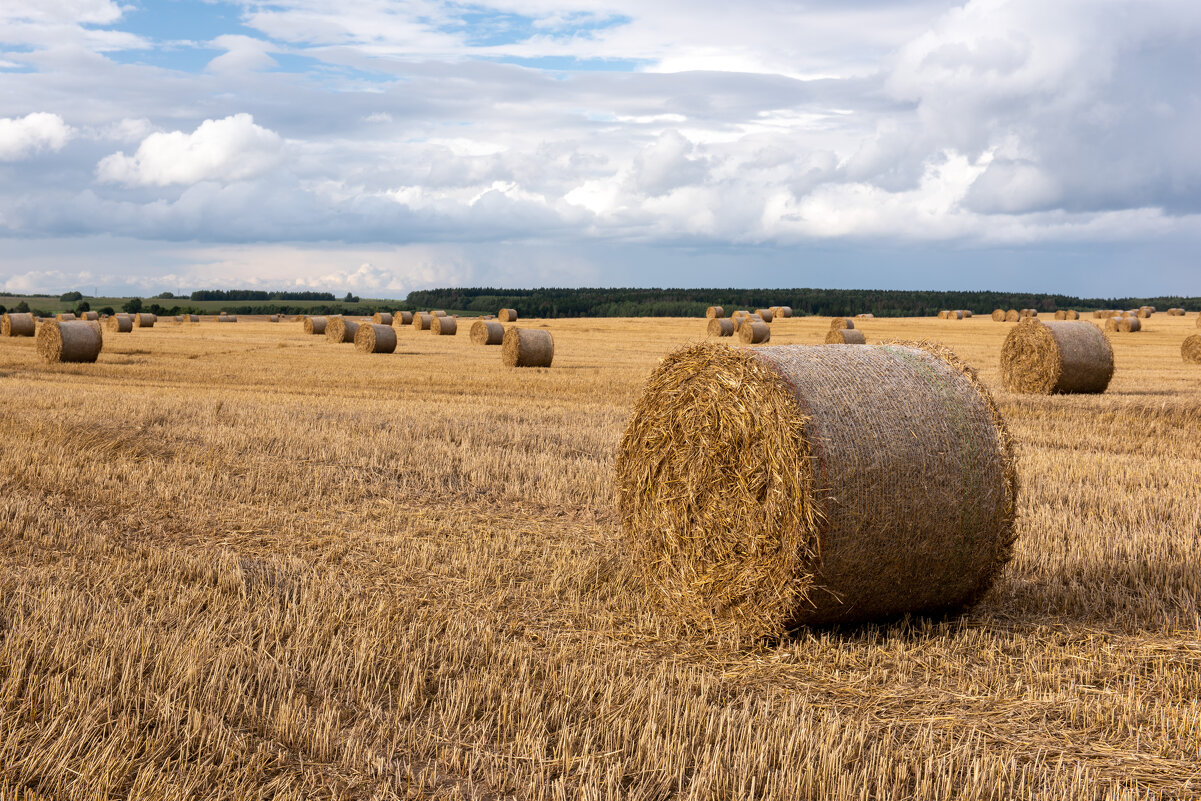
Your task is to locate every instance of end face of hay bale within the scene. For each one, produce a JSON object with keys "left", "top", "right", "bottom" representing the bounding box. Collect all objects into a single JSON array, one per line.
[
  {"left": 303, "top": 316, "right": 328, "bottom": 335},
  {"left": 991, "top": 309, "right": 1005, "bottom": 321},
  {"left": 706, "top": 306, "right": 725, "bottom": 319},
  {"left": 2, "top": 312, "right": 36, "bottom": 337},
  {"left": 498, "top": 308, "right": 518, "bottom": 322},
  {"left": 1182, "top": 335, "right": 1201, "bottom": 363},
  {"left": 825, "top": 328, "right": 866, "bottom": 344},
  {"left": 1001, "top": 319, "right": 1113, "bottom": 394},
  {"left": 412, "top": 312, "right": 433, "bottom": 330},
  {"left": 373, "top": 312, "right": 393, "bottom": 325},
  {"left": 737, "top": 320, "right": 770, "bottom": 344},
  {"left": 707, "top": 318, "right": 734, "bottom": 337},
  {"left": 355, "top": 322, "right": 397, "bottom": 353},
  {"left": 614, "top": 341, "right": 1017, "bottom": 634},
  {"left": 1005, "top": 310, "right": 1020, "bottom": 322},
  {"left": 470, "top": 319, "right": 505, "bottom": 345},
  {"left": 35, "top": 320, "right": 103, "bottom": 363},
  {"left": 501, "top": 327, "right": 553, "bottom": 367},
  {"left": 777, "top": 306, "right": 793, "bottom": 318},
  {"left": 828, "top": 317, "right": 855, "bottom": 331},
  {"left": 754, "top": 308, "right": 774, "bottom": 323},
  {"left": 431, "top": 315, "right": 457, "bottom": 335}
]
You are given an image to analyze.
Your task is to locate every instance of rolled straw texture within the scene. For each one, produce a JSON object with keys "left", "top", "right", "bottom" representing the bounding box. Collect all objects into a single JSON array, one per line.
[
  {"left": 431, "top": 315, "right": 457, "bottom": 335},
  {"left": 498, "top": 308, "right": 518, "bottom": 322},
  {"left": 430, "top": 310, "right": 448, "bottom": 317},
  {"left": 470, "top": 319, "right": 505, "bottom": 345},
  {"left": 947, "top": 310, "right": 963, "bottom": 320},
  {"left": 56, "top": 312, "right": 76, "bottom": 321},
  {"left": 706, "top": 306, "right": 725, "bottom": 319},
  {"left": 755, "top": 308, "right": 774, "bottom": 323},
  {"left": 1181, "top": 335, "right": 1201, "bottom": 364},
  {"left": 133, "top": 313, "right": 156, "bottom": 328},
  {"left": 737, "top": 320, "right": 770, "bottom": 344},
  {"left": 2, "top": 313, "right": 36, "bottom": 337},
  {"left": 106, "top": 314, "right": 133, "bottom": 333},
  {"left": 829, "top": 317, "right": 855, "bottom": 331},
  {"left": 182, "top": 314, "right": 199, "bottom": 322},
  {"left": 354, "top": 323, "right": 397, "bottom": 353},
  {"left": 776, "top": 306, "right": 793, "bottom": 318},
  {"left": 1005, "top": 310, "right": 1020, "bottom": 322},
  {"left": 303, "top": 316, "right": 328, "bottom": 335},
  {"left": 79, "top": 311, "right": 99, "bottom": 321},
  {"left": 36, "top": 320, "right": 103, "bottom": 363},
  {"left": 1137, "top": 308, "right": 1152, "bottom": 318},
  {"left": 615, "top": 341, "right": 1017, "bottom": 634},
  {"left": 501, "top": 327, "right": 553, "bottom": 367},
  {"left": 325, "top": 317, "right": 359, "bottom": 343},
  {"left": 963, "top": 310, "right": 973, "bottom": 318},
  {"left": 856, "top": 313, "right": 874, "bottom": 318},
  {"left": 1167, "top": 308, "right": 1184, "bottom": 316},
  {"left": 731, "top": 310, "right": 751, "bottom": 320},
  {"left": 1001, "top": 319, "right": 1113, "bottom": 394},
  {"left": 395, "top": 311, "right": 414, "bottom": 326},
  {"left": 992, "top": 309, "right": 1005, "bottom": 321},
  {"left": 1106, "top": 317, "right": 1141, "bottom": 333},
  {"left": 412, "top": 313, "right": 433, "bottom": 330},
  {"left": 937, "top": 311, "right": 948, "bottom": 319},
  {"left": 219, "top": 315, "right": 238, "bottom": 322},
  {"left": 373, "top": 312, "right": 393, "bottom": 325},
  {"left": 268, "top": 315, "right": 279, "bottom": 323},
  {"left": 707, "top": 318, "right": 734, "bottom": 337},
  {"left": 825, "top": 328, "right": 866, "bottom": 344}
]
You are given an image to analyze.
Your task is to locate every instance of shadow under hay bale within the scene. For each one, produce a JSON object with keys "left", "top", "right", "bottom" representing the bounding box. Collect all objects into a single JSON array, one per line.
[
  {"left": 2, "top": 313, "right": 35, "bottom": 337},
  {"left": 1001, "top": 319, "right": 1113, "bottom": 394},
  {"left": 614, "top": 340, "right": 1017, "bottom": 635},
  {"left": 706, "top": 306, "right": 725, "bottom": 319},
  {"left": 431, "top": 315, "right": 457, "bottom": 335},
  {"left": 355, "top": 323, "right": 397, "bottom": 354},
  {"left": 471, "top": 319, "right": 505, "bottom": 345},
  {"left": 1183, "top": 335, "right": 1201, "bottom": 364},
  {"left": 303, "top": 316, "right": 327, "bottom": 335},
  {"left": 326, "top": 317, "right": 359, "bottom": 343},
  {"left": 36, "top": 320, "right": 103, "bottom": 363},
  {"left": 707, "top": 318, "right": 734, "bottom": 337},
  {"left": 502, "top": 327, "right": 553, "bottom": 367},
  {"left": 738, "top": 320, "right": 770, "bottom": 344},
  {"left": 412, "top": 312, "right": 434, "bottom": 331},
  {"left": 825, "top": 328, "right": 866, "bottom": 344}
]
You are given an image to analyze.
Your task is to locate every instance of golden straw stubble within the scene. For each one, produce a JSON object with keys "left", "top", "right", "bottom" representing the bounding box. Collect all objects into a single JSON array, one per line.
[
  {"left": 706, "top": 318, "right": 734, "bottom": 337},
  {"left": 354, "top": 323, "right": 397, "bottom": 353},
  {"left": 1000, "top": 319, "right": 1114, "bottom": 394},
  {"left": 501, "top": 327, "right": 553, "bottom": 367},
  {"left": 431, "top": 316, "right": 457, "bottom": 335},
  {"left": 737, "top": 320, "right": 770, "bottom": 344},
  {"left": 1182, "top": 335, "right": 1201, "bottom": 364},
  {"left": 825, "top": 328, "right": 866, "bottom": 344},
  {"left": 470, "top": 319, "right": 504, "bottom": 345},
  {"left": 36, "top": 320, "right": 103, "bottom": 363}
]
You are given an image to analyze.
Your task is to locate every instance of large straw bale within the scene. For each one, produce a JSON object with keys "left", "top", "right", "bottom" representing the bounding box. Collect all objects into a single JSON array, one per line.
[
  {"left": 707, "top": 318, "right": 734, "bottom": 337},
  {"left": 737, "top": 320, "right": 770, "bottom": 344},
  {"left": 430, "top": 310, "right": 448, "bottom": 317},
  {"left": 56, "top": 312, "right": 76, "bottom": 321},
  {"left": 1167, "top": 308, "right": 1185, "bottom": 316},
  {"left": 326, "top": 317, "right": 359, "bottom": 343},
  {"left": 373, "top": 312, "right": 393, "bottom": 325},
  {"left": 1, "top": 313, "right": 36, "bottom": 337},
  {"left": 1106, "top": 316, "right": 1141, "bottom": 333},
  {"left": 947, "top": 310, "right": 963, "bottom": 320},
  {"left": 355, "top": 323, "right": 397, "bottom": 353},
  {"left": 1001, "top": 319, "right": 1113, "bottom": 394},
  {"left": 413, "top": 312, "right": 434, "bottom": 330},
  {"left": 1181, "top": 335, "right": 1201, "bottom": 363},
  {"left": 615, "top": 340, "right": 1017, "bottom": 634},
  {"left": 79, "top": 311, "right": 99, "bottom": 321},
  {"left": 181, "top": 314, "right": 199, "bottom": 322},
  {"left": 776, "top": 306, "right": 793, "bottom": 318},
  {"left": 706, "top": 306, "right": 725, "bottom": 319},
  {"left": 501, "top": 327, "right": 553, "bottom": 367},
  {"left": 431, "top": 315, "right": 457, "bottom": 335},
  {"left": 498, "top": 308, "right": 518, "bottom": 322},
  {"left": 992, "top": 309, "right": 1005, "bottom": 321},
  {"left": 106, "top": 314, "right": 133, "bottom": 333},
  {"left": 829, "top": 317, "right": 855, "bottom": 331},
  {"left": 754, "top": 308, "right": 774, "bottom": 323},
  {"left": 1137, "top": 308, "right": 1152, "bottom": 318},
  {"left": 471, "top": 319, "right": 505, "bottom": 345},
  {"left": 36, "top": 320, "right": 103, "bottom": 363},
  {"left": 960, "top": 310, "right": 973, "bottom": 318},
  {"left": 133, "top": 313, "right": 155, "bottom": 328},
  {"left": 937, "top": 311, "right": 948, "bottom": 319},
  {"left": 825, "top": 328, "right": 866, "bottom": 344},
  {"left": 1005, "top": 309, "right": 1020, "bottom": 322},
  {"left": 394, "top": 311, "right": 414, "bottom": 326},
  {"left": 303, "top": 316, "right": 327, "bottom": 335}
]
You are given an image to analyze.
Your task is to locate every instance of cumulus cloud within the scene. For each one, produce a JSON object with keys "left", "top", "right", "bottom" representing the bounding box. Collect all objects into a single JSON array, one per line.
[
  {"left": 96, "top": 114, "right": 285, "bottom": 186},
  {"left": 0, "top": 112, "right": 71, "bottom": 160}
]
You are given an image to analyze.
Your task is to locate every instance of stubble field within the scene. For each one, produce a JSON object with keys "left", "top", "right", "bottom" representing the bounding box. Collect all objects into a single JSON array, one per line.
[{"left": 1, "top": 313, "right": 1199, "bottom": 800}]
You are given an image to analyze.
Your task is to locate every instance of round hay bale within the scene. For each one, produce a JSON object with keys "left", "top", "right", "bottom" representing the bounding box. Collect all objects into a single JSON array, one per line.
[
  {"left": 106, "top": 314, "right": 133, "bottom": 333},
  {"left": 56, "top": 312, "right": 76, "bottom": 322},
  {"left": 303, "top": 316, "right": 328, "bottom": 335},
  {"left": 731, "top": 310, "right": 751, "bottom": 320},
  {"left": 471, "top": 319, "right": 505, "bottom": 345},
  {"left": 737, "top": 320, "right": 770, "bottom": 344},
  {"left": 1179, "top": 334, "right": 1201, "bottom": 363},
  {"left": 755, "top": 308, "right": 774, "bottom": 323},
  {"left": 326, "top": 317, "right": 359, "bottom": 343},
  {"left": 992, "top": 309, "right": 1005, "bottom": 321},
  {"left": 218, "top": 314, "right": 238, "bottom": 322},
  {"left": 947, "top": 310, "right": 963, "bottom": 320},
  {"left": 501, "top": 327, "right": 553, "bottom": 367},
  {"left": 430, "top": 310, "right": 448, "bottom": 317},
  {"left": 614, "top": 340, "right": 1017, "bottom": 633},
  {"left": 777, "top": 306, "right": 793, "bottom": 318},
  {"left": 1, "top": 312, "right": 36, "bottom": 337},
  {"left": 1001, "top": 319, "right": 1113, "bottom": 394},
  {"left": 268, "top": 315, "right": 279, "bottom": 323},
  {"left": 412, "top": 312, "right": 434, "bottom": 331},
  {"left": 355, "top": 323, "right": 397, "bottom": 354},
  {"left": 498, "top": 308, "right": 518, "bottom": 322},
  {"left": 394, "top": 311, "right": 414, "bottom": 326},
  {"left": 706, "top": 306, "right": 725, "bottom": 319},
  {"left": 1137, "top": 308, "right": 1152, "bottom": 318},
  {"left": 182, "top": 314, "right": 199, "bottom": 323},
  {"left": 707, "top": 318, "right": 734, "bottom": 337},
  {"left": 373, "top": 312, "right": 393, "bottom": 325},
  {"left": 36, "top": 320, "right": 103, "bottom": 363},
  {"left": 1104, "top": 316, "right": 1141, "bottom": 333},
  {"left": 855, "top": 313, "right": 873, "bottom": 319},
  {"left": 431, "top": 315, "right": 457, "bottom": 335},
  {"left": 1167, "top": 308, "right": 1185, "bottom": 316},
  {"left": 79, "top": 311, "right": 99, "bottom": 321},
  {"left": 1004, "top": 310, "right": 1019, "bottom": 322},
  {"left": 937, "top": 311, "right": 948, "bottom": 319},
  {"left": 825, "top": 328, "right": 866, "bottom": 344},
  {"left": 133, "top": 313, "right": 155, "bottom": 328},
  {"left": 829, "top": 317, "right": 855, "bottom": 331}
]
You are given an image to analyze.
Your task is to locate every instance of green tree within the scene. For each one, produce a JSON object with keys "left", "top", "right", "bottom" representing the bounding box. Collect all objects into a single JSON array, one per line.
[
  {"left": 121, "top": 297, "right": 143, "bottom": 314},
  {"left": 59, "top": 290, "right": 83, "bottom": 302},
  {"left": 15, "top": 301, "right": 29, "bottom": 313}
]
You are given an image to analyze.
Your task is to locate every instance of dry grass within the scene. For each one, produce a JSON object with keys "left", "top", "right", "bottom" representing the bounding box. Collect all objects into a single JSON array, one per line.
[{"left": 1, "top": 313, "right": 1200, "bottom": 799}]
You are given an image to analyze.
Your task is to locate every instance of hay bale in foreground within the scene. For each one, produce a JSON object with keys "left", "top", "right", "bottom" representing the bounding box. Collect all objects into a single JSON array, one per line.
[
  {"left": 413, "top": 312, "right": 434, "bottom": 330},
  {"left": 1001, "top": 319, "right": 1113, "bottom": 394},
  {"left": 303, "top": 316, "right": 328, "bottom": 335},
  {"left": 1106, "top": 316, "right": 1141, "bottom": 333},
  {"left": 431, "top": 315, "right": 457, "bottom": 335},
  {"left": 707, "top": 318, "right": 734, "bottom": 337},
  {"left": 992, "top": 309, "right": 1005, "bottom": 321},
  {"left": 498, "top": 308, "right": 518, "bottom": 322},
  {"left": 106, "top": 314, "right": 133, "bottom": 333},
  {"left": 829, "top": 317, "right": 855, "bottom": 331},
  {"left": 1005, "top": 309, "right": 1020, "bottom": 322},
  {"left": 1, "top": 313, "right": 36, "bottom": 337},
  {"left": 373, "top": 312, "right": 393, "bottom": 325},
  {"left": 826, "top": 328, "right": 866, "bottom": 344},
  {"left": 614, "top": 340, "right": 1017, "bottom": 633},
  {"left": 755, "top": 308, "right": 774, "bottom": 323},
  {"left": 394, "top": 311, "right": 414, "bottom": 326},
  {"left": 471, "top": 319, "right": 505, "bottom": 345},
  {"left": 501, "top": 327, "right": 553, "bottom": 367},
  {"left": 1181, "top": 335, "right": 1201, "bottom": 364},
  {"left": 706, "top": 306, "right": 725, "bottom": 319},
  {"left": 355, "top": 323, "right": 397, "bottom": 353},
  {"left": 326, "top": 317, "right": 359, "bottom": 343},
  {"left": 133, "top": 313, "right": 155, "bottom": 328},
  {"left": 36, "top": 320, "right": 103, "bottom": 363},
  {"left": 737, "top": 320, "right": 770, "bottom": 344}
]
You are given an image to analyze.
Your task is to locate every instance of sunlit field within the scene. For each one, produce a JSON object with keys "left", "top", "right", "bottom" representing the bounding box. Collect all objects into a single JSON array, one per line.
[{"left": 2, "top": 313, "right": 1199, "bottom": 800}]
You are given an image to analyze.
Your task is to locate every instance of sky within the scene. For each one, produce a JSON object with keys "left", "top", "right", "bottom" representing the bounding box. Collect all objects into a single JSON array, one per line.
[{"left": 1, "top": 0, "right": 1200, "bottom": 298}]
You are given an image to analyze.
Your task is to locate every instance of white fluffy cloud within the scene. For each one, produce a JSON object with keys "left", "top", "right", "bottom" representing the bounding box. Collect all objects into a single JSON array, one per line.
[
  {"left": 0, "top": 112, "right": 71, "bottom": 160},
  {"left": 96, "top": 114, "right": 285, "bottom": 186}
]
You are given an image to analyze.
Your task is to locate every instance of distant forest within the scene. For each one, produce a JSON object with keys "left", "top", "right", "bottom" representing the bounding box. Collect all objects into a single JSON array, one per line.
[{"left": 407, "top": 287, "right": 1201, "bottom": 318}]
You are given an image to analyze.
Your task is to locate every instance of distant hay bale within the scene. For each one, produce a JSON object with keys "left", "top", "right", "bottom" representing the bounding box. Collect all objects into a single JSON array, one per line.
[
  {"left": 373, "top": 312, "right": 393, "bottom": 325},
  {"left": 181, "top": 314, "right": 199, "bottom": 323},
  {"left": 1167, "top": 308, "right": 1185, "bottom": 316},
  {"left": 825, "top": 328, "right": 866, "bottom": 344},
  {"left": 947, "top": 310, "right": 963, "bottom": 320},
  {"left": 471, "top": 319, "right": 505, "bottom": 345},
  {"left": 133, "top": 313, "right": 155, "bottom": 328},
  {"left": 218, "top": 315, "right": 237, "bottom": 322},
  {"left": 1054, "top": 310, "right": 1066, "bottom": 320},
  {"left": 1005, "top": 310, "right": 1020, "bottom": 322},
  {"left": 706, "top": 306, "right": 725, "bottom": 319},
  {"left": 1137, "top": 308, "right": 1152, "bottom": 318},
  {"left": 992, "top": 309, "right": 1005, "bottom": 321},
  {"left": 355, "top": 323, "right": 397, "bottom": 354},
  {"left": 829, "top": 317, "right": 855, "bottom": 330},
  {"left": 268, "top": 315, "right": 279, "bottom": 322},
  {"left": 106, "top": 314, "right": 133, "bottom": 333},
  {"left": 502, "top": 327, "right": 553, "bottom": 367},
  {"left": 1022, "top": 309, "right": 1039, "bottom": 318},
  {"left": 1, "top": 312, "right": 36, "bottom": 337},
  {"left": 707, "top": 318, "right": 735, "bottom": 337},
  {"left": 1105, "top": 316, "right": 1141, "bottom": 333},
  {"left": 326, "top": 317, "right": 360, "bottom": 343},
  {"left": 856, "top": 313, "right": 873, "bottom": 318},
  {"left": 1001, "top": 319, "right": 1113, "bottom": 394},
  {"left": 79, "top": 311, "right": 99, "bottom": 321},
  {"left": 755, "top": 308, "right": 774, "bottom": 323},
  {"left": 413, "top": 312, "right": 434, "bottom": 330},
  {"left": 1092, "top": 310, "right": 1104, "bottom": 318},
  {"left": 737, "top": 320, "right": 770, "bottom": 344},
  {"left": 937, "top": 311, "right": 948, "bottom": 319},
  {"left": 173, "top": 315, "right": 183, "bottom": 323},
  {"left": 431, "top": 315, "right": 457, "bottom": 335},
  {"left": 731, "top": 310, "right": 751, "bottom": 320},
  {"left": 394, "top": 311, "right": 414, "bottom": 326},
  {"left": 498, "top": 308, "right": 518, "bottom": 322},
  {"left": 56, "top": 312, "right": 76, "bottom": 322},
  {"left": 614, "top": 340, "right": 1017, "bottom": 633},
  {"left": 1054, "top": 310, "right": 1079, "bottom": 320},
  {"left": 960, "top": 310, "right": 973, "bottom": 318},
  {"left": 430, "top": 310, "right": 448, "bottom": 317},
  {"left": 1182, "top": 335, "right": 1201, "bottom": 363},
  {"left": 303, "top": 316, "right": 328, "bottom": 335},
  {"left": 36, "top": 320, "right": 103, "bottom": 363},
  {"left": 777, "top": 306, "right": 793, "bottom": 318}
]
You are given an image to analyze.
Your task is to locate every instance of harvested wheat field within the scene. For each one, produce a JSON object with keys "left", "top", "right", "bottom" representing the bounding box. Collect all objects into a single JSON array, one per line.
[{"left": 1, "top": 312, "right": 1200, "bottom": 799}]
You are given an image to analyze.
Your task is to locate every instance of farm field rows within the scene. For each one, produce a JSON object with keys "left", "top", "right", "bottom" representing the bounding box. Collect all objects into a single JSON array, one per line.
[{"left": 1, "top": 314, "right": 1200, "bottom": 799}]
